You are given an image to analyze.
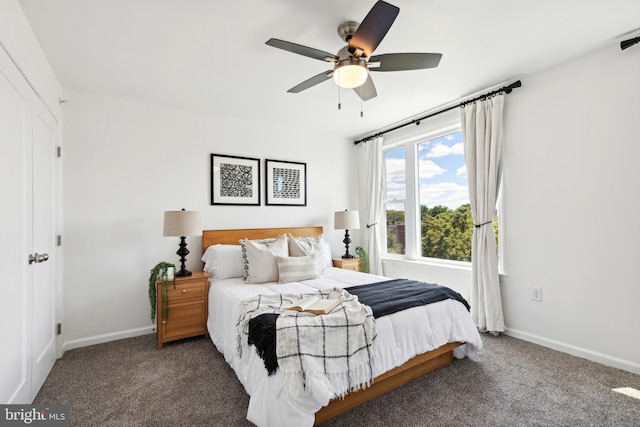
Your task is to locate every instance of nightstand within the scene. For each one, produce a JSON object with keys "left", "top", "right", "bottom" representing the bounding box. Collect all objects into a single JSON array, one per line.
[
  {"left": 156, "top": 271, "right": 211, "bottom": 349},
  {"left": 332, "top": 258, "right": 361, "bottom": 272}
]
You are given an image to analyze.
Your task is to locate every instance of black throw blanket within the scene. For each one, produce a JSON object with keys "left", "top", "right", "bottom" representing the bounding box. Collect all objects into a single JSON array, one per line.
[
  {"left": 347, "top": 278, "right": 470, "bottom": 318},
  {"left": 247, "top": 279, "right": 470, "bottom": 375}
]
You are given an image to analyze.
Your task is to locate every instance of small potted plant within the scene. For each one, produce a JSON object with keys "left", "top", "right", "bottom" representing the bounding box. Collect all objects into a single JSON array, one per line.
[
  {"left": 355, "top": 246, "right": 369, "bottom": 274},
  {"left": 148, "top": 262, "right": 176, "bottom": 322}
]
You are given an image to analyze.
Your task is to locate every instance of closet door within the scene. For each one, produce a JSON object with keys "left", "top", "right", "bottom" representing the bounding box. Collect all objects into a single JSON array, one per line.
[
  {"left": 0, "top": 44, "right": 32, "bottom": 404},
  {"left": 0, "top": 45, "right": 58, "bottom": 404},
  {"left": 31, "top": 108, "right": 58, "bottom": 395}
]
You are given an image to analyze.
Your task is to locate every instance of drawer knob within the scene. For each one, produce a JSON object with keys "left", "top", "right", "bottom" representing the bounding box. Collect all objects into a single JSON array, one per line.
[{"left": 181, "top": 289, "right": 187, "bottom": 293}]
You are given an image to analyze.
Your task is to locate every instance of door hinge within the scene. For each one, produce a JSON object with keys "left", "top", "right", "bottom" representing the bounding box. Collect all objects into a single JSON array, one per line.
[
  {"left": 56, "top": 323, "right": 62, "bottom": 335},
  {"left": 57, "top": 235, "right": 62, "bottom": 246},
  {"left": 57, "top": 146, "right": 62, "bottom": 158}
]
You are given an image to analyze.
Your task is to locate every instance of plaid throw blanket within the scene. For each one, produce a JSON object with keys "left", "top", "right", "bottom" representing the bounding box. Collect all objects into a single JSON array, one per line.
[{"left": 236, "top": 288, "right": 376, "bottom": 398}]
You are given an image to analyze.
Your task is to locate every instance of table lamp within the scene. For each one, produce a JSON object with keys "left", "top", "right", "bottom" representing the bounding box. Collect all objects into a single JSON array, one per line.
[
  {"left": 334, "top": 210, "right": 360, "bottom": 259},
  {"left": 163, "top": 209, "right": 202, "bottom": 276}
]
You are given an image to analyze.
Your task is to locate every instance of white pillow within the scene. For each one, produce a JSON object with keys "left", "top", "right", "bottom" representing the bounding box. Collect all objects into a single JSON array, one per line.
[
  {"left": 201, "top": 244, "right": 244, "bottom": 280},
  {"left": 240, "top": 234, "right": 289, "bottom": 283},
  {"left": 276, "top": 255, "right": 318, "bottom": 283},
  {"left": 288, "top": 234, "right": 332, "bottom": 274},
  {"left": 321, "top": 241, "right": 332, "bottom": 268}
]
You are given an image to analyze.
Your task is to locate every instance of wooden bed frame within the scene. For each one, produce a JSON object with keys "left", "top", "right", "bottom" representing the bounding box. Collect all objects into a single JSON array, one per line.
[{"left": 202, "top": 226, "right": 463, "bottom": 425}]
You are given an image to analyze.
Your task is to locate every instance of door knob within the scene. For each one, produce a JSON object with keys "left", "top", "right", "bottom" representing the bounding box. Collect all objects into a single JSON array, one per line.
[{"left": 28, "top": 253, "right": 50, "bottom": 264}]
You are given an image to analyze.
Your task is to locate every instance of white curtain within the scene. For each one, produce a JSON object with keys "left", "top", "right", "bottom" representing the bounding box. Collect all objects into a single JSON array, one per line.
[
  {"left": 359, "top": 136, "right": 384, "bottom": 275},
  {"left": 460, "top": 94, "right": 505, "bottom": 333}
]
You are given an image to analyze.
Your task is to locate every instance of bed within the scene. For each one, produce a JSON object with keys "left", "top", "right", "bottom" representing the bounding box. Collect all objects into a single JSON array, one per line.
[{"left": 202, "top": 226, "right": 482, "bottom": 426}]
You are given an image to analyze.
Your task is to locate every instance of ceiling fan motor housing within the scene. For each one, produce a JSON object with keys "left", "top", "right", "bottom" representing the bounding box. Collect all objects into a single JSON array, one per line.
[{"left": 337, "top": 21, "right": 360, "bottom": 43}]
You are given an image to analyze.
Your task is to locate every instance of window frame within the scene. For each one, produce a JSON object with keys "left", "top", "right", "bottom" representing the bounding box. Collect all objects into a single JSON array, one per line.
[
  {"left": 381, "top": 110, "right": 474, "bottom": 267},
  {"left": 382, "top": 145, "right": 408, "bottom": 256}
]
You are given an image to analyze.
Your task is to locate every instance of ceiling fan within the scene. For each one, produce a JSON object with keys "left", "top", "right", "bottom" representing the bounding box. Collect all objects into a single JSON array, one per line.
[{"left": 265, "top": 0, "right": 442, "bottom": 102}]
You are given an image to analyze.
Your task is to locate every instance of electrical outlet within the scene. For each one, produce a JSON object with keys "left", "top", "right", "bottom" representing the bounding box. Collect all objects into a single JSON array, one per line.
[{"left": 530, "top": 287, "right": 542, "bottom": 302}]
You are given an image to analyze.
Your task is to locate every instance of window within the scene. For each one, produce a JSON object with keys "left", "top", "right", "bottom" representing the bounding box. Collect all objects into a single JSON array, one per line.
[
  {"left": 383, "top": 147, "right": 406, "bottom": 255},
  {"left": 417, "top": 130, "right": 472, "bottom": 262},
  {"left": 382, "top": 111, "right": 498, "bottom": 263}
]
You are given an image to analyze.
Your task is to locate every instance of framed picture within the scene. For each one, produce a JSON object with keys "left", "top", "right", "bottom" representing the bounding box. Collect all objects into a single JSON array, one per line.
[
  {"left": 211, "top": 154, "right": 260, "bottom": 205},
  {"left": 265, "top": 159, "right": 307, "bottom": 206}
]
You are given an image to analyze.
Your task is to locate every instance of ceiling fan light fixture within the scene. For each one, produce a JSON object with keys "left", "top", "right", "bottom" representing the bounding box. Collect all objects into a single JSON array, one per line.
[{"left": 333, "top": 59, "right": 368, "bottom": 89}]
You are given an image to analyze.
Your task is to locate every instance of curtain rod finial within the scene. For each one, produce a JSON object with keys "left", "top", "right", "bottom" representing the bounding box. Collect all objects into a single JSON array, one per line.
[{"left": 504, "top": 80, "right": 522, "bottom": 94}]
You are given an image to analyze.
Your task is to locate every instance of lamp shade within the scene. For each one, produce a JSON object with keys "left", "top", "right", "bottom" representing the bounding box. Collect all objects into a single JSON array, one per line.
[
  {"left": 334, "top": 210, "right": 360, "bottom": 230},
  {"left": 163, "top": 210, "right": 202, "bottom": 237}
]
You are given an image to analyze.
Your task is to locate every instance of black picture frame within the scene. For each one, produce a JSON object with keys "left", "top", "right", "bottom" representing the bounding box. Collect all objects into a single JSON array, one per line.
[
  {"left": 265, "top": 159, "right": 307, "bottom": 206},
  {"left": 211, "top": 154, "right": 260, "bottom": 205}
]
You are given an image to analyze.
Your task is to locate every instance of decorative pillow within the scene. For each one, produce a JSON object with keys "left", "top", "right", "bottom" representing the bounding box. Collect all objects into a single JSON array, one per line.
[
  {"left": 240, "top": 234, "right": 289, "bottom": 283},
  {"left": 276, "top": 255, "right": 318, "bottom": 284},
  {"left": 288, "top": 234, "right": 332, "bottom": 274},
  {"left": 201, "top": 244, "right": 244, "bottom": 280},
  {"left": 240, "top": 237, "right": 276, "bottom": 280}
]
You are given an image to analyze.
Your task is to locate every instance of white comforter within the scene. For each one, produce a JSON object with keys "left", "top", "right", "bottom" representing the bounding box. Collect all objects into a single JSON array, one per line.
[{"left": 207, "top": 267, "right": 482, "bottom": 427}]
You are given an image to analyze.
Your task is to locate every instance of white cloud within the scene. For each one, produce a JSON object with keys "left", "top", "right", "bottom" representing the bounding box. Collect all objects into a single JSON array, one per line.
[
  {"left": 424, "top": 142, "right": 465, "bottom": 158},
  {"left": 426, "top": 143, "right": 452, "bottom": 158},
  {"left": 419, "top": 182, "right": 469, "bottom": 209},
  {"left": 418, "top": 159, "right": 446, "bottom": 178},
  {"left": 385, "top": 157, "right": 406, "bottom": 200},
  {"left": 418, "top": 142, "right": 430, "bottom": 152},
  {"left": 456, "top": 165, "right": 467, "bottom": 178}
]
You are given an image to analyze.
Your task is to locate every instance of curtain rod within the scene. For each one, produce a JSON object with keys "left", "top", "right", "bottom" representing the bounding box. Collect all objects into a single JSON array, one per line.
[{"left": 353, "top": 80, "right": 522, "bottom": 145}]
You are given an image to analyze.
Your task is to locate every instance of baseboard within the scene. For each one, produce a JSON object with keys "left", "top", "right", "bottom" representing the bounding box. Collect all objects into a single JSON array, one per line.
[
  {"left": 62, "top": 326, "right": 155, "bottom": 353},
  {"left": 504, "top": 328, "right": 640, "bottom": 375}
]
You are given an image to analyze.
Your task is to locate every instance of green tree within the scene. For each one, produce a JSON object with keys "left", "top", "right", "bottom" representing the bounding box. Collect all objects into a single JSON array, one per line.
[
  {"left": 387, "top": 204, "right": 498, "bottom": 261},
  {"left": 386, "top": 228, "right": 404, "bottom": 254},
  {"left": 386, "top": 209, "right": 405, "bottom": 225},
  {"left": 386, "top": 209, "right": 405, "bottom": 254},
  {"left": 421, "top": 203, "right": 473, "bottom": 261}
]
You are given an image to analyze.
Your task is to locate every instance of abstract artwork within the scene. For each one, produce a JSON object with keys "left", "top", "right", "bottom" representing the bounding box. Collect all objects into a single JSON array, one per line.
[
  {"left": 265, "top": 159, "right": 307, "bottom": 206},
  {"left": 211, "top": 154, "right": 260, "bottom": 205}
]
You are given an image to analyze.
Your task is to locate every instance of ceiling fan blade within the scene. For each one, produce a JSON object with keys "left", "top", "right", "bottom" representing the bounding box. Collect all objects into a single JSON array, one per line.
[
  {"left": 348, "top": 1, "right": 399, "bottom": 58},
  {"left": 287, "top": 70, "right": 334, "bottom": 93},
  {"left": 266, "top": 38, "right": 338, "bottom": 62},
  {"left": 368, "top": 53, "right": 442, "bottom": 72},
  {"left": 353, "top": 74, "right": 377, "bottom": 101}
]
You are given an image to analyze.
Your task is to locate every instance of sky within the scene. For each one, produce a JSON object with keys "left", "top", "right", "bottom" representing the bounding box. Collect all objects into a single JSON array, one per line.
[{"left": 385, "top": 130, "right": 470, "bottom": 210}]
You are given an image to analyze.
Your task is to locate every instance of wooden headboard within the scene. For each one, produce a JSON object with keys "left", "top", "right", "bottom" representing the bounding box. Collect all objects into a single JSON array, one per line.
[{"left": 202, "top": 226, "right": 323, "bottom": 252}]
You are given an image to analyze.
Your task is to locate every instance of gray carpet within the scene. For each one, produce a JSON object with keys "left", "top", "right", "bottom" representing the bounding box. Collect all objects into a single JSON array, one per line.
[{"left": 35, "top": 334, "right": 640, "bottom": 426}]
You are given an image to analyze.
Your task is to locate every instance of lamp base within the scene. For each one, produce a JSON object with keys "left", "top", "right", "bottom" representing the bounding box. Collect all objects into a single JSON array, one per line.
[
  {"left": 342, "top": 229, "right": 354, "bottom": 259},
  {"left": 176, "top": 236, "right": 192, "bottom": 277}
]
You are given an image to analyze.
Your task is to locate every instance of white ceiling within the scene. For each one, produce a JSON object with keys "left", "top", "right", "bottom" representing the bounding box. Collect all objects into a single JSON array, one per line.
[{"left": 17, "top": 0, "right": 640, "bottom": 140}]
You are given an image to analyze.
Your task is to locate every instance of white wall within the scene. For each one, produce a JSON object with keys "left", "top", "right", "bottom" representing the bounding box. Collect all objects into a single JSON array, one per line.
[
  {"left": 378, "top": 43, "right": 640, "bottom": 374},
  {"left": 62, "top": 89, "right": 358, "bottom": 349},
  {"left": 501, "top": 43, "right": 640, "bottom": 373}
]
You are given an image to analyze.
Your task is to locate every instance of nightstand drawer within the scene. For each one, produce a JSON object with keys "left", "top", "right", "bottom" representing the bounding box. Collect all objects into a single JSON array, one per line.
[
  {"left": 161, "top": 300, "right": 207, "bottom": 340},
  {"left": 165, "top": 281, "right": 205, "bottom": 303},
  {"left": 332, "top": 258, "right": 361, "bottom": 272}
]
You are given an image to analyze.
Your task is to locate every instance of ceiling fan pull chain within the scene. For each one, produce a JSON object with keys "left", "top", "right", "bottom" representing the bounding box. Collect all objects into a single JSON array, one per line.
[
  {"left": 337, "top": 70, "right": 342, "bottom": 110},
  {"left": 360, "top": 86, "right": 364, "bottom": 117}
]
